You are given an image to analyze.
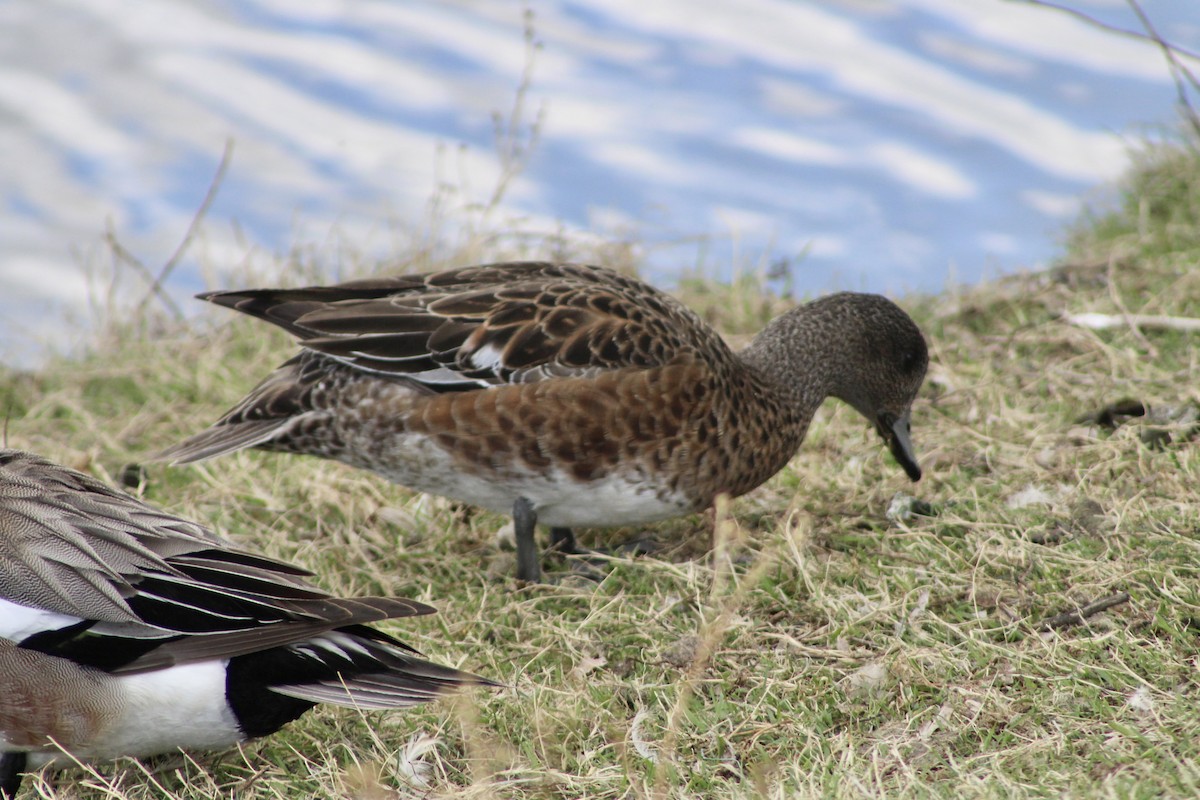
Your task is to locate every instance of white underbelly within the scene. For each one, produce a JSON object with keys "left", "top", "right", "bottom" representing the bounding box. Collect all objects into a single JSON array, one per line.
[
  {"left": 353, "top": 432, "right": 695, "bottom": 527},
  {"left": 527, "top": 473, "right": 693, "bottom": 527}
]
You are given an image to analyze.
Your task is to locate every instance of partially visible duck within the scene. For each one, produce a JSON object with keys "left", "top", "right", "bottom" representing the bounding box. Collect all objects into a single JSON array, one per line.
[
  {"left": 0, "top": 449, "right": 491, "bottom": 799},
  {"left": 157, "top": 261, "right": 929, "bottom": 582}
]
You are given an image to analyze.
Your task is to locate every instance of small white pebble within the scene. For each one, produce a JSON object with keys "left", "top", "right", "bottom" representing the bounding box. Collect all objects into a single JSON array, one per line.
[
  {"left": 571, "top": 655, "right": 607, "bottom": 681},
  {"left": 1064, "top": 312, "right": 1122, "bottom": 330},
  {"left": 886, "top": 492, "right": 917, "bottom": 523}
]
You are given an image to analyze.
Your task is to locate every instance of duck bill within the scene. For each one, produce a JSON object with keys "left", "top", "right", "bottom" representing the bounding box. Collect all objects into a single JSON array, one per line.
[{"left": 878, "top": 411, "right": 921, "bottom": 482}]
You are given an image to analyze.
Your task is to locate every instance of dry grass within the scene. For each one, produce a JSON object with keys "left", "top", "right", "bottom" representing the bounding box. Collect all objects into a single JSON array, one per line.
[{"left": 5, "top": 131, "right": 1200, "bottom": 800}]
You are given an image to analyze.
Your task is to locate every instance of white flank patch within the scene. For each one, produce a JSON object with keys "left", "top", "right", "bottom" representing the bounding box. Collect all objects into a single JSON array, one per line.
[
  {"left": 24, "top": 659, "right": 241, "bottom": 769},
  {"left": 83, "top": 661, "right": 240, "bottom": 762},
  {"left": 0, "top": 599, "right": 83, "bottom": 642}
]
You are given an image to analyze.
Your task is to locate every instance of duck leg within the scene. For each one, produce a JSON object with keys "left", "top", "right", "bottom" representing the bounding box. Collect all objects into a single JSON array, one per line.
[
  {"left": 512, "top": 497, "right": 541, "bottom": 582},
  {"left": 552, "top": 526, "right": 658, "bottom": 557},
  {"left": 550, "top": 527, "right": 580, "bottom": 554},
  {"left": 1, "top": 753, "right": 26, "bottom": 800}
]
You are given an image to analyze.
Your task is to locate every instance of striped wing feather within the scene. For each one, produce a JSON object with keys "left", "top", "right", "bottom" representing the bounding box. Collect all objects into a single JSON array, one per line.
[
  {"left": 111, "top": 598, "right": 432, "bottom": 673},
  {"left": 0, "top": 451, "right": 433, "bottom": 636},
  {"left": 0, "top": 450, "right": 490, "bottom": 709},
  {"left": 200, "top": 261, "right": 730, "bottom": 388},
  {"left": 267, "top": 627, "right": 494, "bottom": 708}
]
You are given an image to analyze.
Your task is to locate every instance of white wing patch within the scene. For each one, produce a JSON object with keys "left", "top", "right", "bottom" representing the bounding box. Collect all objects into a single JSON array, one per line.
[{"left": 468, "top": 342, "right": 506, "bottom": 373}]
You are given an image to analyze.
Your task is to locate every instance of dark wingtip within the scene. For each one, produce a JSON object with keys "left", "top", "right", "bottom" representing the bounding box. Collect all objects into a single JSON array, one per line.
[{"left": 196, "top": 288, "right": 254, "bottom": 310}]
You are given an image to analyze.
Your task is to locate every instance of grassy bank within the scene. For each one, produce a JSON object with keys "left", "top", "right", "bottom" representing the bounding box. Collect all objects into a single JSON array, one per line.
[{"left": 3, "top": 136, "right": 1200, "bottom": 800}]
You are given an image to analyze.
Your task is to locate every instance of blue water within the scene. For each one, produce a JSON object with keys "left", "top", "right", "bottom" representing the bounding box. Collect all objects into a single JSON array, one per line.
[{"left": 0, "top": 0, "right": 1196, "bottom": 364}]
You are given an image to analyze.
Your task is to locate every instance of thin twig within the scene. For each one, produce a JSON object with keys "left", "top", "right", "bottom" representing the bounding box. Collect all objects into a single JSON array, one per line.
[
  {"left": 1011, "top": 0, "right": 1200, "bottom": 138},
  {"left": 136, "top": 138, "right": 235, "bottom": 317},
  {"left": 485, "top": 8, "right": 546, "bottom": 213},
  {"left": 104, "top": 221, "right": 183, "bottom": 319},
  {"left": 1062, "top": 312, "right": 1200, "bottom": 332},
  {"left": 1010, "top": 0, "right": 1200, "bottom": 60},
  {"left": 1037, "top": 591, "right": 1131, "bottom": 631},
  {"left": 1124, "top": 0, "right": 1200, "bottom": 139}
]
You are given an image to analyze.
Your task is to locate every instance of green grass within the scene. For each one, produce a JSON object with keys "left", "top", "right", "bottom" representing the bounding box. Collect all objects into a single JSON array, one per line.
[{"left": 5, "top": 131, "right": 1200, "bottom": 799}]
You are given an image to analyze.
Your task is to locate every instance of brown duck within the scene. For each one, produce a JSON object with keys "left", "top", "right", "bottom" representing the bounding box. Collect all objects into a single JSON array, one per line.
[{"left": 158, "top": 261, "right": 929, "bottom": 581}]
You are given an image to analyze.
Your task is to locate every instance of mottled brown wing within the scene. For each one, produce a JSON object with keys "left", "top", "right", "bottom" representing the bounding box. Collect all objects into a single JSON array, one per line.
[{"left": 200, "top": 261, "right": 730, "bottom": 388}]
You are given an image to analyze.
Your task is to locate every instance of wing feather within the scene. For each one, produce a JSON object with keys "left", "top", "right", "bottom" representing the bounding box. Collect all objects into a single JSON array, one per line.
[
  {"left": 0, "top": 450, "right": 366, "bottom": 634},
  {"left": 198, "top": 261, "right": 732, "bottom": 389}
]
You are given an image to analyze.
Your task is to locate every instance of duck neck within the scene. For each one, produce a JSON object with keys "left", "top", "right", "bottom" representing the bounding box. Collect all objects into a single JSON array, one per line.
[
  {"left": 739, "top": 311, "right": 839, "bottom": 416},
  {"left": 711, "top": 319, "right": 838, "bottom": 498}
]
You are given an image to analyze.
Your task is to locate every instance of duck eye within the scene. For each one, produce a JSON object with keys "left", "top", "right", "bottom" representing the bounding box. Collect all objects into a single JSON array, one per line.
[{"left": 899, "top": 348, "right": 922, "bottom": 372}]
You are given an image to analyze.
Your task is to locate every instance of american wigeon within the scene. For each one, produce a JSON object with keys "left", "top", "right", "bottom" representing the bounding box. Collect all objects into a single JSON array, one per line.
[
  {"left": 158, "top": 261, "right": 928, "bottom": 581},
  {"left": 0, "top": 449, "right": 491, "bottom": 798}
]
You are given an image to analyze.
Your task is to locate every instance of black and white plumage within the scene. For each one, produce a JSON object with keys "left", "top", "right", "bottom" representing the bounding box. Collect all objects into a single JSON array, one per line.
[{"left": 0, "top": 449, "right": 492, "bottom": 799}]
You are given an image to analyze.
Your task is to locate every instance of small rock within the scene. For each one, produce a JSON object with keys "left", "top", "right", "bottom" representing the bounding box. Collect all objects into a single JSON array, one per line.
[
  {"left": 1028, "top": 526, "right": 1065, "bottom": 545},
  {"left": 1075, "top": 398, "right": 1146, "bottom": 429},
  {"left": 374, "top": 505, "right": 420, "bottom": 529},
  {"left": 886, "top": 492, "right": 937, "bottom": 523},
  {"left": 662, "top": 634, "right": 700, "bottom": 669},
  {"left": 1033, "top": 447, "right": 1059, "bottom": 470},
  {"left": 485, "top": 551, "right": 517, "bottom": 581}
]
